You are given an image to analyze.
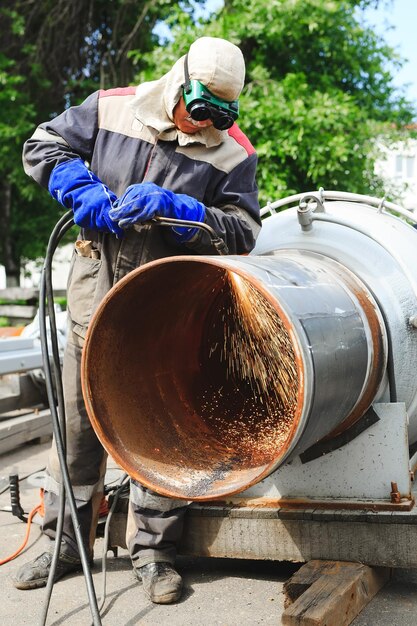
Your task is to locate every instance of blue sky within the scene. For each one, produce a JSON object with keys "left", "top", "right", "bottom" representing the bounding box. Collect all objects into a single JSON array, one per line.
[{"left": 364, "top": 0, "right": 417, "bottom": 106}]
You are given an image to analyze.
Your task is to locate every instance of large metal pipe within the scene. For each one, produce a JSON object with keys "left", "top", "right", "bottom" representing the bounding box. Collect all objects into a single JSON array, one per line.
[{"left": 81, "top": 248, "right": 386, "bottom": 500}]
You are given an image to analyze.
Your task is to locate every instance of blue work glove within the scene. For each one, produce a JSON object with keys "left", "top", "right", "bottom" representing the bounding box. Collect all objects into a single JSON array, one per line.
[
  {"left": 109, "top": 182, "right": 205, "bottom": 242},
  {"left": 48, "top": 158, "right": 124, "bottom": 237}
]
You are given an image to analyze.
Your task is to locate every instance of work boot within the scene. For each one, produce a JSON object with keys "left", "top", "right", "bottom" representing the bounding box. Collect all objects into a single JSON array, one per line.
[
  {"left": 12, "top": 551, "right": 84, "bottom": 590},
  {"left": 135, "top": 562, "right": 183, "bottom": 604}
]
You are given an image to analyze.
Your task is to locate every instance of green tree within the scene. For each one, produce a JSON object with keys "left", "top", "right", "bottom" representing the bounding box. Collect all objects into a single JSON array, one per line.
[
  {"left": 133, "top": 0, "right": 416, "bottom": 206},
  {"left": 0, "top": 0, "right": 202, "bottom": 285}
]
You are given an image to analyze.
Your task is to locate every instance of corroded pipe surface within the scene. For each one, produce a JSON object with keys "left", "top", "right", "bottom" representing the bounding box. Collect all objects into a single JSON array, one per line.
[{"left": 81, "top": 252, "right": 386, "bottom": 500}]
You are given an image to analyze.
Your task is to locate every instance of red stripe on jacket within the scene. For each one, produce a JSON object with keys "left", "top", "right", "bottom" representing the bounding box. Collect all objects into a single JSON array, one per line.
[
  {"left": 99, "top": 87, "right": 137, "bottom": 98},
  {"left": 227, "top": 124, "right": 256, "bottom": 156}
]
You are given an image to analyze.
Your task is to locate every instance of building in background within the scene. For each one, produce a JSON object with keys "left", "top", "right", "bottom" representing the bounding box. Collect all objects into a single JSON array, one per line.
[
  {"left": 0, "top": 243, "right": 72, "bottom": 290},
  {"left": 21, "top": 243, "right": 73, "bottom": 290},
  {"left": 375, "top": 129, "right": 417, "bottom": 213}
]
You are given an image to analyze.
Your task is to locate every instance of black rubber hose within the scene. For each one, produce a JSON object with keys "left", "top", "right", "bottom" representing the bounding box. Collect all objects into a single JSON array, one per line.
[
  {"left": 39, "top": 215, "right": 72, "bottom": 626},
  {"left": 38, "top": 212, "right": 228, "bottom": 624},
  {"left": 45, "top": 221, "right": 69, "bottom": 428},
  {"left": 38, "top": 212, "right": 102, "bottom": 626}
]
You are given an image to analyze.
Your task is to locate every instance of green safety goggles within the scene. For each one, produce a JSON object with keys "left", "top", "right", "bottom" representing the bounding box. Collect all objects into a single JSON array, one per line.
[{"left": 182, "top": 54, "right": 239, "bottom": 131}]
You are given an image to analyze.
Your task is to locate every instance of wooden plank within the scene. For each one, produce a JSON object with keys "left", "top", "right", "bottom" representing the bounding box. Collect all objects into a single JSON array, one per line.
[
  {"left": 0, "top": 304, "right": 37, "bottom": 319},
  {"left": 0, "top": 409, "right": 52, "bottom": 454},
  {"left": 0, "top": 288, "right": 65, "bottom": 301},
  {"left": 53, "top": 289, "right": 67, "bottom": 299},
  {"left": 0, "top": 287, "right": 39, "bottom": 302},
  {"left": 282, "top": 560, "right": 390, "bottom": 625},
  {"left": 0, "top": 373, "right": 45, "bottom": 415}
]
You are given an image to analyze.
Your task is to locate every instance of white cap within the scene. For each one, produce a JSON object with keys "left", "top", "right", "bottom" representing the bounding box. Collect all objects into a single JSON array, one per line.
[
  {"left": 132, "top": 37, "right": 245, "bottom": 146},
  {"left": 187, "top": 37, "right": 245, "bottom": 101}
]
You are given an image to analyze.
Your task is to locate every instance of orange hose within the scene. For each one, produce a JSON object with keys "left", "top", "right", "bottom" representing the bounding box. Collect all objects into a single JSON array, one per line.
[
  {"left": 38, "top": 488, "right": 45, "bottom": 517},
  {"left": 0, "top": 504, "right": 42, "bottom": 565}
]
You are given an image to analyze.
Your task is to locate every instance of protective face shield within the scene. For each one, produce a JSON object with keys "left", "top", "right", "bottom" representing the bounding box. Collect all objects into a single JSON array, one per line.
[{"left": 182, "top": 54, "right": 239, "bottom": 131}]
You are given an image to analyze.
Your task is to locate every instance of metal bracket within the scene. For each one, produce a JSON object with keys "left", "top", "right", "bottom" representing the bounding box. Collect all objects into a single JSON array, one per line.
[
  {"left": 297, "top": 191, "right": 325, "bottom": 231},
  {"left": 299, "top": 406, "right": 380, "bottom": 464},
  {"left": 377, "top": 196, "right": 386, "bottom": 213}
]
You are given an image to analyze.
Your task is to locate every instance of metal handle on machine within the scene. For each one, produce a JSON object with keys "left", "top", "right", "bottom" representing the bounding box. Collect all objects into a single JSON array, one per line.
[
  {"left": 261, "top": 188, "right": 417, "bottom": 225},
  {"left": 151, "top": 216, "right": 229, "bottom": 255}
]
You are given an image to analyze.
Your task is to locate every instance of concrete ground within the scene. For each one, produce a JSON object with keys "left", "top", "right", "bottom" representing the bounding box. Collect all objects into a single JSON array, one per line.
[{"left": 1, "top": 439, "right": 417, "bottom": 626}]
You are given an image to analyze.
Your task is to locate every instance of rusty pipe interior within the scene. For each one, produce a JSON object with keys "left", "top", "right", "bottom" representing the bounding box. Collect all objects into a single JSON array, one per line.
[{"left": 81, "top": 253, "right": 386, "bottom": 501}]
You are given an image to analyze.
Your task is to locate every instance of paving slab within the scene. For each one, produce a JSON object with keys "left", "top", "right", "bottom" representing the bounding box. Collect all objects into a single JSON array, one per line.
[{"left": 1, "top": 440, "right": 417, "bottom": 625}]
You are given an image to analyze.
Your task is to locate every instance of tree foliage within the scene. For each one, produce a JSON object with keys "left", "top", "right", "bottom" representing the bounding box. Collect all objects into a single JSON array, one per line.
[
  {"left": 0, "top": 0, "right": 200, "bottom": 285},
  {"left": 133, "top": 0, "right": 416, "bottom": 205},
  {"left": 1, "top": 0, "right": 415, "bottom": 284}
]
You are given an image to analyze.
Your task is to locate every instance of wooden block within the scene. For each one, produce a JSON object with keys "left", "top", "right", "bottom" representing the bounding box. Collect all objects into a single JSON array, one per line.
[
  {"left": 282, "top": 560, "right": 390, "bottom": 625},
  {"left": 0, "top": 373, "right": 45, "bottom": 414},
  {"left": 283, "top": 560, "right": 341, "bottom": 606},
  {"left": 0, "top": 409, "right": 52, "bottom": 454}
]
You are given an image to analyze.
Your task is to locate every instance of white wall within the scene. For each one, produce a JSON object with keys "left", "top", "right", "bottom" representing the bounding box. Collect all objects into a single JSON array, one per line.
[
  {"left": 375, "top": 138, "right": 417, "bottom": 212},
  {"left": 21, "top": 243, "right": 73, "bottom": 290},
  {"left": 1, "top": 243, "right": 73, "bottom": 291}
]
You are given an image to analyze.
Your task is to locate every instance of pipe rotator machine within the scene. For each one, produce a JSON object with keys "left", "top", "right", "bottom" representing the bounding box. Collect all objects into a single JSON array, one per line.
[{"left": 81, "top": 190, "right": 417, "bottom": 510}]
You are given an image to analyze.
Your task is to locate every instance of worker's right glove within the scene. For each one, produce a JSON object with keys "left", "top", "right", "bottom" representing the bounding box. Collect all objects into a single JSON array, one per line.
[
  {"left": 109, "top": 182, "right": 205, "bottom": 242},
  {"left": 48, "top": 158, "right": 124, "bottom": 237}
]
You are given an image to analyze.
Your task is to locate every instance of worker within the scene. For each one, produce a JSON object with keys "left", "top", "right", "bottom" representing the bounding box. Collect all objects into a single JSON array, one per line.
[{"left": 13, "top": 36, "right": 261, "bottom": 604}]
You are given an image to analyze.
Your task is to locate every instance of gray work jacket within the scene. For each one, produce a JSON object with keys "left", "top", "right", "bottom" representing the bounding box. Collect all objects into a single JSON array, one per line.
[{"left": 22, "top": 87, "right": 261, "bottom": 337}]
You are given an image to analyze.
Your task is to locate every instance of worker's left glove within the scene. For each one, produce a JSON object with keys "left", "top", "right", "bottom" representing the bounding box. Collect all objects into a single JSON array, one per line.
[
  {"left": 109, "top": 182, "right": 205, "bottom": 242},
  {"left": 48, "top": 158, "right": 124, "bottom": 237}
]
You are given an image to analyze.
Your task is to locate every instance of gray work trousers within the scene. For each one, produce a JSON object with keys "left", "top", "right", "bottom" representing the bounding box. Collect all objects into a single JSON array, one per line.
[{"left": 42, "top": 326, "right": 189, "bottom": 568}]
